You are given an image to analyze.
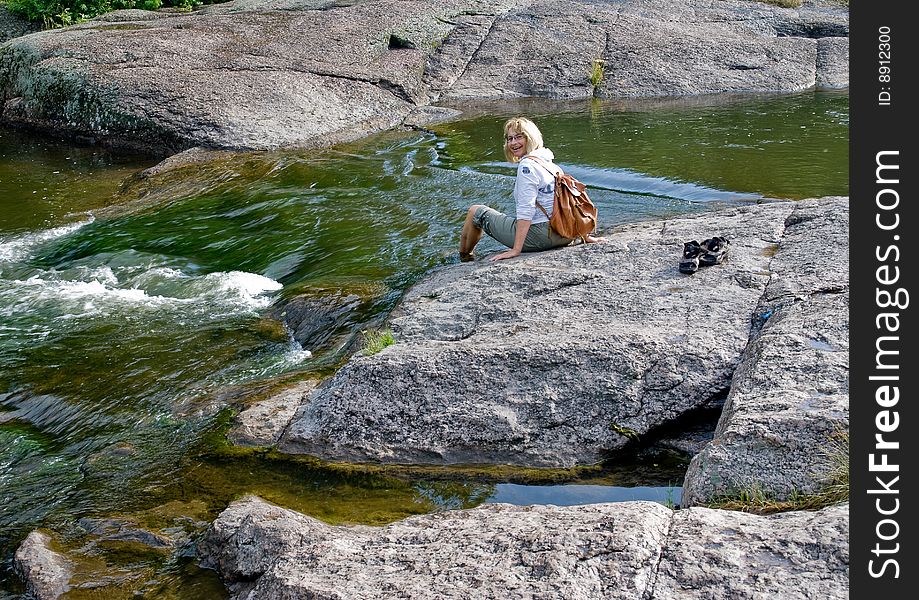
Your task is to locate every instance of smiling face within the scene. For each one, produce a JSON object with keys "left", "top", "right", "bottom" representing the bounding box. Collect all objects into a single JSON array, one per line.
[
  {"left": 502, "top": 117, "right": 543, "bottom": 163},
  {"left": 505, "top": 130, "right": 528, "bottom": 160}
]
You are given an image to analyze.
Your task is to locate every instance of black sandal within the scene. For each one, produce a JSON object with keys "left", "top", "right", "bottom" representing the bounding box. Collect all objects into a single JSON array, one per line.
[
  {"left": 679, "top": 240, "right": 703, "bottom": 274},
  {"left": 699, "top": 237, "right": 729, "bottom": 266}
]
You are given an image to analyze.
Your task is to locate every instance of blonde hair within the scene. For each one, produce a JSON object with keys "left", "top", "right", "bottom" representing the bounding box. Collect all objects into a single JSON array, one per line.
[{"left": 503, "top": 117, "right": 544, "bottom": 162}]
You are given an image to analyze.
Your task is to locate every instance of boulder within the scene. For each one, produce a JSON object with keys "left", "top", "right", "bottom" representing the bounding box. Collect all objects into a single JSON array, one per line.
[
  {"left": 0, "top": 6, "right": 39, "bottom": 45},
  {"left": 0, "top": 0, "right": 518, "bottom": 153},
  {"left": 13, "top": 531, "right": 72, "bottom": 600},
  {"left": 198, "top": 495, "right": 848, "bottom": 599},
  {"left": 1, "top": 0, "right": 848, "bottom": 152},
  {"left": 682, "top": 198, "right": 849, "bottom": 505},
  {"left": 199, "top": 495, "right": 673, "bottom": 599},
  {"left": 277, "top": 200, "right": 814, "bottom": 467}
]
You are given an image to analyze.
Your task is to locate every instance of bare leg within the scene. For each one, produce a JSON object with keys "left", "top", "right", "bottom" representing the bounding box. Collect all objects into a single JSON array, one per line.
[{"left": 459, "top": 204, "right": 486, "bottom": 256}]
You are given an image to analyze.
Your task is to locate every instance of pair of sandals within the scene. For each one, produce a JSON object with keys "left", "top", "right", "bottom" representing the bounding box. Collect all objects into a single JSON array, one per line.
[{"left": 679, "top": 236, "right": 729, "bottom": 274}]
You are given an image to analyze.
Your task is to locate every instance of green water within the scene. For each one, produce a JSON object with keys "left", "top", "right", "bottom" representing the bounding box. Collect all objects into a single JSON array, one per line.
[{"left": 0, "top": 90, "right": 847, "bottom": 597}]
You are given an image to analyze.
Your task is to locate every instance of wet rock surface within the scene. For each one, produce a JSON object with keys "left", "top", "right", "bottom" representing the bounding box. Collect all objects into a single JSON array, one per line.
[
  {"left": 270, "top": 290, "right": 374, "bottom": 351},
  {"left": 198, "top": 495, "right": 848, "bottom": 600},
  {"left": 1, "top": 0, "right": 848, "bottom": 153}
]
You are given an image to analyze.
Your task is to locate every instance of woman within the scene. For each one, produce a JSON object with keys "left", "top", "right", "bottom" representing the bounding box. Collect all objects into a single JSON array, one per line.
[{"left": 459, "top": 117, "right": 602, "bottom": 262}]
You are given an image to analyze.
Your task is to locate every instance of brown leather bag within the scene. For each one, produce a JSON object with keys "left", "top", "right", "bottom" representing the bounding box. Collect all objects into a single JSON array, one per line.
[{"left": 524, "top": 154, "right": 598, "bottom": 242}]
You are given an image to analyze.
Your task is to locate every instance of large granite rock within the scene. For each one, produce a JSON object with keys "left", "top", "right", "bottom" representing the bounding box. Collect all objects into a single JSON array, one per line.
[
  {"left": 0, "top": 0, "right": 514, "bottom": 153},
  {"left": 682, "top": 197, "right": 849, "bottom": 505},
  {"left": 0, "top": 6, "right": 39, "bottom": 45},
  {"left": 13, "top": 531, "right": 72, "bottom": 600},
  {"left": 198, "top": 495, "right": 848, "bottom": 599},
  {"left": 1, "top": 0, "right": 848, "bottom": 152},
  {"left": 437, "top": 0, "right": 849, "bottom": 100},
  {"left": 276, "top": 200, "right": 816, "bottom": 467}
]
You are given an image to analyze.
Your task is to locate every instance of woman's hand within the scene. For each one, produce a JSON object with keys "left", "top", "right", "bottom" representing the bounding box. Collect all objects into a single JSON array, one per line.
[
  {"left": 490, "top": 249, "right": 521, "bottom": 262},
  {"left": 585, "top": 234, "right": 605, "bottom": 243}
]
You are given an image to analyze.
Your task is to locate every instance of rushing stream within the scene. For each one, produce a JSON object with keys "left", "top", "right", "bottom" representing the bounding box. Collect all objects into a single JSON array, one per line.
[{"left": 0, "top": 91, "right": 847, "bottom": 597}]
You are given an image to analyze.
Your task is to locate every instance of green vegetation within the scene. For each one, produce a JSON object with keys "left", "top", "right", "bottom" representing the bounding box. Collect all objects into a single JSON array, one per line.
[
  {"left": 664, "top": 486, "right": 677, "bottom": 510},
  {"left": 362, "top": 328, "right": 395, "bottom": 356},
  {"left": 706, "top": 430, "right": 849, "bottom": 514},
  {"left": 609, "top": 422, "right": 639, "bottom": 442},
  {"left": 2, "top": 0, "right": 225, "bottom": 29},
  {"left": 589, "top": 59, "right": 605, "bottom": 90}
]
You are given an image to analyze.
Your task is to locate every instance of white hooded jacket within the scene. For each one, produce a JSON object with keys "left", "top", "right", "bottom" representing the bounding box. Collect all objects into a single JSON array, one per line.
[{"left": 513, "top": 147, "right": 561, "bottom": 224}]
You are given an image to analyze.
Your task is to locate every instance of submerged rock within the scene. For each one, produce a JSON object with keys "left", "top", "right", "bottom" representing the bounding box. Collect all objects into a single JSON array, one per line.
[
  {"left": 13, "top": 531, "right": 72, "bottom": 600},
  {"left": 0, "top": 0, "right": 848, "bottom": 152},
  {"left": 198, "top": 495, "right": 848, "bottom": 599},
  {"left": 269, "top": 285, "right": 385, "bottom": 351}
]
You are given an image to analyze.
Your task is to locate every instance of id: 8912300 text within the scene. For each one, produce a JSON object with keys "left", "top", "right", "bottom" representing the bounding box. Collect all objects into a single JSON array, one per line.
[{"left": 878, "top": 26, "right": 892, "bottom": 106}]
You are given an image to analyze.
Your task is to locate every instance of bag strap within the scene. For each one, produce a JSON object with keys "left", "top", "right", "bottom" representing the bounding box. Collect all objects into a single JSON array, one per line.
[
  {"left": 522, "top": 154, "right": 562, "bottom": 178},
  {"left": 522, "top": 154, "right": 560, "bottom": 219}
]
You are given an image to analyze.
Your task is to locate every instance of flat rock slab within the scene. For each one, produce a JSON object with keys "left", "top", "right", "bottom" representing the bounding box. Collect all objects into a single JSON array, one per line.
[
  {"left": 0, "top": 0, "right": 497, "bottom": 152},
  {"left": 279, "top": 200, "right": 802, "bottom": 467},
  {"left": 229, "top": 380, "right": 319, "bottom": 447},
  {"left": 682, "top": 198, "right": 849, "bottom": 504},
  {"left": 654, "top": 502, "right": 849, "bottom": 599},
  {"left": 198, "top": 495, "right": 848, "bottom": 600},
  {"left": 1, "top": 0, "right": 848, "bottom": 152}
]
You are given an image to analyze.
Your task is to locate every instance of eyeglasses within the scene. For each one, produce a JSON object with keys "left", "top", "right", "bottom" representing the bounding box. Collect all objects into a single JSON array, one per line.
[{"left": 505, "top": 134, "right": 526, "bottom": 143}]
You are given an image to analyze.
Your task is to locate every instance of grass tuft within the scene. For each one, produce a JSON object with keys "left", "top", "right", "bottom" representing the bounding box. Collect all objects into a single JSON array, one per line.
[
  {"left": 589, "top": 59, "right": 605, "bottom": 89},
  {"left": 760, "top": 243, "right": 781, "bottom": 258},
  {"left": 362, "top": 329, "right": 395, "bottom": 356},
  {"left": 706, "top": 430, "right": 849, "bottom": 514}
]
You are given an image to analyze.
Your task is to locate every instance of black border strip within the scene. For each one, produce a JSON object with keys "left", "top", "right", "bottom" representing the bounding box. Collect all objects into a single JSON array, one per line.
[{"left": 851, "top": 1, "right": 916, "bottom": 596}]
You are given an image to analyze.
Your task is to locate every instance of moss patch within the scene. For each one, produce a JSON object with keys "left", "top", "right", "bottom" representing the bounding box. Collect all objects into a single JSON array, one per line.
[
  {"left": 610, "top": 422, "right": 640, "bottom": 442},
  {"left": 760, "top": 243, "right": 781, "bottom": 257}
]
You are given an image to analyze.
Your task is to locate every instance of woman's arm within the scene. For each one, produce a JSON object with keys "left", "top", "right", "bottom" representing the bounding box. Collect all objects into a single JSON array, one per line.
[{"left": 491, "top": 219, "right": 531, "bottom": 261}]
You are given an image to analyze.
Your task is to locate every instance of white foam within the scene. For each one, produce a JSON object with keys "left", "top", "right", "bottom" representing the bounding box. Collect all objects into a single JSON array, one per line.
[
  {"left": 199, "top": 271, "right": 283, "bottom": 309},
  {"left": 0, "top": 217, "right": 95, "bottom": 263},
  {"left": 2, "top": 267, "right": 283, "bottom": 319}
]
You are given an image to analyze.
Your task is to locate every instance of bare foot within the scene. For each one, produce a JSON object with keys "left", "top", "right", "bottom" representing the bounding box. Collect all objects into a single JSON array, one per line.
[{"left": 585, "top": 234, "right": 605, "bottom": 243}]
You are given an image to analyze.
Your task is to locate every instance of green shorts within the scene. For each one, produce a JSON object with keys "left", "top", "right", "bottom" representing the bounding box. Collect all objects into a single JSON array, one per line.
[{"left": 472, "top": 206, "right": 572, "bottom": 252}]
